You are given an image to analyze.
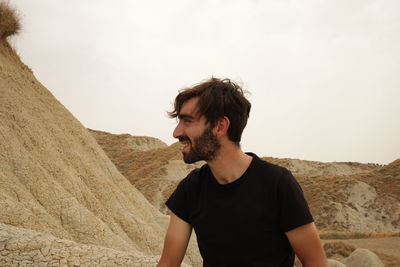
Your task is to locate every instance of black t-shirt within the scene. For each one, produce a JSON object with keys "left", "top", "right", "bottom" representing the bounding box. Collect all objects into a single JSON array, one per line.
[{"left": 166, "top": 153, "right": 313, "bottom": 267}]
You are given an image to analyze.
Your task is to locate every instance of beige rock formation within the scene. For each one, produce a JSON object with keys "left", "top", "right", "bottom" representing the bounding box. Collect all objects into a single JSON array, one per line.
[
  {"left": 314, "top": 172, "right": 400, "bottom": 232},
  {"left": 329, "top": 181, "right": 400, "bottom": 232},
  {"left": 269, "top": 158, "right": 400, "bottom": 233},
  {"left": 88, "top": 130, "right": 204, "bottom": 214},
  {"left": 0, "top": 3, "right": 202, "bottom": 266},
  {"left": 327, "top": 259, "right": 347, "bottom": 267},
  {"left": 343, "top": 248, "right": 385, "bottom": 267}
]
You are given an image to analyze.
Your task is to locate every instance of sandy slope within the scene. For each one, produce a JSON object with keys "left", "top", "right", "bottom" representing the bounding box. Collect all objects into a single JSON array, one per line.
[{"left": 0, "top": 27, "right": 201, "bottom": 265}]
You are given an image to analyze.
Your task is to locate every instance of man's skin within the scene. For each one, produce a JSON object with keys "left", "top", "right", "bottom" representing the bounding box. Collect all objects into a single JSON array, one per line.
[{"left": 158, "top": 97, "right": 328, "bottom": 267}]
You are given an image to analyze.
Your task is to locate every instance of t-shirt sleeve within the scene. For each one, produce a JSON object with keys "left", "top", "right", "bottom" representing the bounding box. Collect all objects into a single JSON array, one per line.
[
  {"left": 165, "top": 177, "right": 191, "bottom": 224},
  {"left": 277, "top": 169, "right": 314, "bottom": 232}
]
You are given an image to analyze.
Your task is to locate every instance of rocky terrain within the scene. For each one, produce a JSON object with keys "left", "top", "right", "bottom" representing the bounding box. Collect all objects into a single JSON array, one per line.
[{"left": 264, "top": 157, "right": 400, "bottom": 233}]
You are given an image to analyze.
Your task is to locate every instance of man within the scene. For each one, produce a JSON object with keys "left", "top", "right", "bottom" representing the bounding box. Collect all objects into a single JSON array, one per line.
[{"left": 158, "top": 78, "right": 328, "bottom": 267}]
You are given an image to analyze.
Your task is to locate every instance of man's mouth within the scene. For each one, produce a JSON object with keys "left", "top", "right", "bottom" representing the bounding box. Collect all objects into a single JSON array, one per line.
[
  {"left": 182, "top": 142, "right": 189, "bottom": 150},
  {"left": 178, "top": 137, "right": 191, "bottom": 150}
]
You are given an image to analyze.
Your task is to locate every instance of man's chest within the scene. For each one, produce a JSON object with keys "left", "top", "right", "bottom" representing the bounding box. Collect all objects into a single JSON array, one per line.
[{"left": 189, "top": 183, "right": 279, "bottom": 243}]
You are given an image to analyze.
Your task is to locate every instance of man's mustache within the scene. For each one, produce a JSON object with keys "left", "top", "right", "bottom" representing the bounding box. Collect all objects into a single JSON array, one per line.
[{"left": 178, "top": 136, "right": 190, "bottom": 143}]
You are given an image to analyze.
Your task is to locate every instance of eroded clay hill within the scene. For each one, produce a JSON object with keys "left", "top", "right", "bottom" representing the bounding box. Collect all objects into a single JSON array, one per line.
[
  {"left": 91, "top": 130, "right": 400, "bottom": 234},
  {"left": 0, "top": 4, "right": 203, "bottom": 266},
  {"left": 263, "top": 157, "right": 400, "bottom": 233},
  {"left": 88, "top": 129, "right": 204, "bottom": 214}
]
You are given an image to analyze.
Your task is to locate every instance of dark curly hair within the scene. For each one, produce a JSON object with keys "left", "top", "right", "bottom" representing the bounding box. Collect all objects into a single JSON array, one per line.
[{"left": 168, "top": 77, "right": 251, "bottom": 144}]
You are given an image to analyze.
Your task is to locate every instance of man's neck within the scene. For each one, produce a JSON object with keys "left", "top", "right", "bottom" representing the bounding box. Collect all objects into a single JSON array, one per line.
[{"left": 207, "top": 144, "right": 253, "bottom": 184}]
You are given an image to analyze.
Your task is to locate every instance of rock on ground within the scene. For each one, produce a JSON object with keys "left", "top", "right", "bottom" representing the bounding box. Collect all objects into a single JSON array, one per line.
[
  {"left": 328, "top": 259, "right": 347, "bottom": 267},
  {"left": 343, "top": 248, "right": 385, "bottom": 267}
]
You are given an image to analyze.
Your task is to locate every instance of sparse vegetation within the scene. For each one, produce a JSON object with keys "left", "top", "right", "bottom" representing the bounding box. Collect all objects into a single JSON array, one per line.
[
  {"left": 320, "top": 231, "right": 400, "bottom": 240},
  {"left": 0, "top": 1, "right": 20, "bottom": 39},
  {"left": 323, "top": 241, "right": 356, "bottom": 257}
]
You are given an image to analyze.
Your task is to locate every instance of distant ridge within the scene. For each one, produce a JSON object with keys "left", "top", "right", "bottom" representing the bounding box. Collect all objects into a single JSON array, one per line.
[{"left": 88, "top": 128, "right": 168, "bottom": 153}]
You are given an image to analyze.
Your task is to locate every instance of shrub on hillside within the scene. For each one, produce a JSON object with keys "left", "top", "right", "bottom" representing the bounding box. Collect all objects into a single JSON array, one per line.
[
  {"left": 0, "top": 2, "right": 20, "bottom": 39},
  {"left": 324, "top": 241, "right": 356, "bottom": 258},
  {"left": 321, "top": 231, "right": 400, "bottom": 240}
]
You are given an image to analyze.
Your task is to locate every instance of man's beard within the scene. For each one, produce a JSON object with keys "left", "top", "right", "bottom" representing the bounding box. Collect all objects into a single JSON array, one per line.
[{"left": 180, "top": 126, "right": 221, "bottom": 164}]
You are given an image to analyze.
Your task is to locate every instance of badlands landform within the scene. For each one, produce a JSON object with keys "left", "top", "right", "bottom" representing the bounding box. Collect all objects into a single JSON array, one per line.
[{"left": 1, "top": 3, "right": 399, "bottom": 266}]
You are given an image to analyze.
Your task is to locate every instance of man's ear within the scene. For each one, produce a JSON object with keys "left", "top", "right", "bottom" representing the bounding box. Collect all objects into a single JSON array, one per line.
[{"left": 214, "top": 116, "right": 230, "bottom": 136}]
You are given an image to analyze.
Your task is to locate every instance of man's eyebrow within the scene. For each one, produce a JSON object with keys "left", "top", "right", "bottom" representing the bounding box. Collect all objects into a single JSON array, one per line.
[{"left": 177, "top": 114, "right": 194, "bottom": 120}]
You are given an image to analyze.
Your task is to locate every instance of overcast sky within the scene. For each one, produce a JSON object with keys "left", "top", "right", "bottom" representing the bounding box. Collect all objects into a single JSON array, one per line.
[{"left": 11, "top": 0, "right": 400, "bottom": 164}]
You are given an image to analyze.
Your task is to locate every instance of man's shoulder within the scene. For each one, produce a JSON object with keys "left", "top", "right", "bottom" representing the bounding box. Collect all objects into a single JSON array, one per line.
[
  {"left": 180, "top": 163, "right": 209, "bottom": 185},
  {"left": 249, "top": 152, "right": 289, "bottom": 177}
]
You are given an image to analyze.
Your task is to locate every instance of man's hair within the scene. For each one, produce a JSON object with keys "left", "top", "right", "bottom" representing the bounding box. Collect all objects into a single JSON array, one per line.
[{"left": 168, "top": 77, "right": 251, "bottom": 144}]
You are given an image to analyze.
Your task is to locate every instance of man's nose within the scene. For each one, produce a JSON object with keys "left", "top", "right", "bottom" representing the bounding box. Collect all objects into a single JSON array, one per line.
[{"left": 173, "top": 122, "right": 183, "bottom": 139}]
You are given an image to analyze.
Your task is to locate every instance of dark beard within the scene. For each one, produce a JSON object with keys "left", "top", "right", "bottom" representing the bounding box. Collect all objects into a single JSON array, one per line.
[{"left": 182, "top": 126, "right": 221, "bottom": 164}]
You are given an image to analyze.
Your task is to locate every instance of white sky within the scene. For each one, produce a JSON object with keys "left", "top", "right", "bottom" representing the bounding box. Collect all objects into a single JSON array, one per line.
[{"left": 10, "top": 0, "right": 400, "bottom": 164}]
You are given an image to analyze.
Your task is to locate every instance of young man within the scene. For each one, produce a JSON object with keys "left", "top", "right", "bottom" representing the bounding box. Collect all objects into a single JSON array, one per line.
[{"left": 158, "top": 78, "right": 328, "bottom": 267}]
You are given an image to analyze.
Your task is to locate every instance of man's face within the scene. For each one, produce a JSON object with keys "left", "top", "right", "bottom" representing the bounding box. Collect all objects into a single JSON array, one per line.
[{"left": 173, "top": 97, "right": 221, "bottom": 164}]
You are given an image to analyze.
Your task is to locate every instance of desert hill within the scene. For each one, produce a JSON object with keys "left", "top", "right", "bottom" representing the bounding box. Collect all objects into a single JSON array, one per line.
[
  {"left": 88, "top": 129, "right": 203, "bottom": 213},
  {"left": 355, "top": 158, "right": 400, "bottom": 202},
  {"left": 262, "top": 157, "right": 380, "bottom": 177},
  {"left": 0, "top": 4, "right": 202, "bottom": 266},
  {"left": 89, "top": 128, "right": 168, "bottom": 154},
  {"left": 263, "top": 157, "right": 400, "bottom": 232}
]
